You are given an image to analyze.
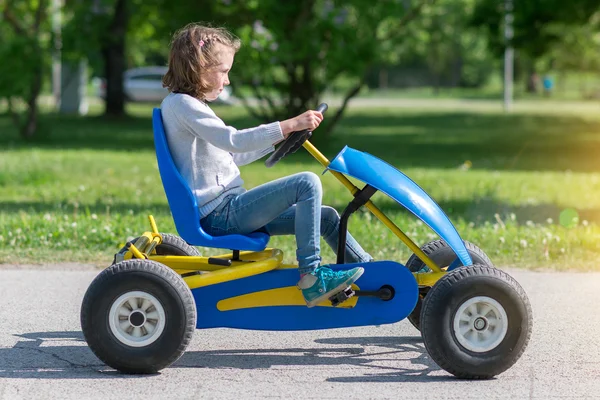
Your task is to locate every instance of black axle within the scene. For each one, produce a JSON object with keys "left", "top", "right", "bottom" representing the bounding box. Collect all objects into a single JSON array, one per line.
[{"left": 354, "top": 285, "right": 395, "bottom": 301}]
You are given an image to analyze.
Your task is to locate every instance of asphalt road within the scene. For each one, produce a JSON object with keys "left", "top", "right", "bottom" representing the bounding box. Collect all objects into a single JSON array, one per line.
[{"left": 0, "top": 266, "right": 598, "bottom": 399}]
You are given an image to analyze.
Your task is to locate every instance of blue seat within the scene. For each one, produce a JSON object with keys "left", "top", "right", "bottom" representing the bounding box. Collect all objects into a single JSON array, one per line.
[{"left": 152, "top": 108, "right": 269, "bottom": 251}]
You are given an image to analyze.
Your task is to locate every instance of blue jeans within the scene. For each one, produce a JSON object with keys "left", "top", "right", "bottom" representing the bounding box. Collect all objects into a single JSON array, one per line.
[{"left": 200, "top": 172, "right": 373, "bottom": 274}]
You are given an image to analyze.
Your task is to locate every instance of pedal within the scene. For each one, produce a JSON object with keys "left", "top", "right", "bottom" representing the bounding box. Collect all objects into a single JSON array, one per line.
[{"left": 329, "top": 286, "right": 355, "bottom": 307}]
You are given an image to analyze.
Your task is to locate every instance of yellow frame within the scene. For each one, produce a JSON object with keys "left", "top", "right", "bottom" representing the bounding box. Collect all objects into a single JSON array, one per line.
[{"left": 125, "top": 139, "right": 445, "bottom": 290}]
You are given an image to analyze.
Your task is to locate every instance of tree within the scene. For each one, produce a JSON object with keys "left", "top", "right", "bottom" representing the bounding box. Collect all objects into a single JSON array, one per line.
[
  {"left": 63, "top": 0, "right": 138, "bottom": 117},
  {"left": 219, "top": 0, "right": 435, "bottom": 135},
  {"left": 62, "top": 0, "right": 204, "bottom": 117},
  {"left": 388, "top": 0, "right": 496, "bottom": 92},
  {"left": 0, "top": 0, "right": 51, "bottom": 139},
  {"left": 545, "top": 14, "right": 600, "bottom": 96},
  {"left": 471, "top": 0, "right": 600, "bottom": 91}
]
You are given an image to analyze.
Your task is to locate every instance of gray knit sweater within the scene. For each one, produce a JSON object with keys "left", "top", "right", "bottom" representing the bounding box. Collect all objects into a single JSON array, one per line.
[{"left": 160, "top": 93, "right": 284, "bottom": 218}]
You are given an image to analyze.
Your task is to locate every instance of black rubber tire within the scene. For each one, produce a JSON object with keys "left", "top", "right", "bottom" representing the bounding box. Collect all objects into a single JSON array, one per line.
[
  {"left": 405, "top": 240, "right": 493, "bottom": 331},
  {"left": 81, "top": 259, "right": 197, "bottom": 374},
  {"left": 420, "top": 265, "right": 532, "bottom": 379},
  {"left": 153, "top": 233, "right": 201, "bottom": 256},
  {"left": 115, "top": 233, "right": 201, "bottom": 262},
  {"left": 405, "top": 240, "right": 492, "bottom": 273}
]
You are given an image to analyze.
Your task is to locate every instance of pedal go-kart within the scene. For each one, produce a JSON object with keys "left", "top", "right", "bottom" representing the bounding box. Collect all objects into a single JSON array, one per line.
[{"left": 81, "top": 103, "right": 532, "bottom": 378}]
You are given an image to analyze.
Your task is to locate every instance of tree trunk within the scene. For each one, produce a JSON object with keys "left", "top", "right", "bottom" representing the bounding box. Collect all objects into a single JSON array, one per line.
[
  {"left": 102, "top": 0, "right": 128, "bottom": 117},
  {"left": 3, "top": 0, "right": 47, "bottom": 139},
  {"left": 21, "top": 65, "right": 43, "bottom": 139},
  {"left": 379, "top": 68, "right": 388, "bottom": 89},
  {"left": 525, "top": 62, "right": 538, "bottom": 94}
]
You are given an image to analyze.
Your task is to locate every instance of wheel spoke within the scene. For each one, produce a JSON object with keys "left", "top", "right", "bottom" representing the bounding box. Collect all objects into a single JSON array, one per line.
[
  {"left": 119, "top": 320, "right": 130, "bottom": 331},
  {"left": 141, "top": 299, "right": 152, "bottom": 312},
  {"left": 466, "top": 303, "right": 478, "bottom": 317},
  {"left": 464, "top": 329, "right": 475, "bottom": 341},
  {"left": 479, "top": 303, "right": 492, "bottom": 317},
  {"left": 479, "top": 329, "right": 493, "bottom": 342},
  {"left": 132, "top": 327, "right": 143, "bottom": 338},
  {"left": 477, "top": 331, "right": 487, "bottom": 343},
  {"left": 143, "top": 321, "right": 155, "bottom": 334},
  {"left": 459, "top": 314, "right": 471, "bottom": 323},
  {"left": 460, "top": 324, "right": 472, "bottom": 336},
  {"left": 118, "top": 307, "right": 130, "bottom": 317},
  {"left": 128, "top": 298, "right": 139, "bottom": 311},
  {"left": 146, "top": 311, "right": 159, "bottom": 321}
]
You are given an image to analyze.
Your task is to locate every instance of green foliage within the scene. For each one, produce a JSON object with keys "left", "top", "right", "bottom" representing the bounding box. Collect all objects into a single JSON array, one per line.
[
  {"left": 220, "top": 0, "right": 434, "bottom": 121},
  {"left": 0, "top": 1, "right": 52, "bottom": 98},
  {"left": 61, "top": 0, "right": 177, "bottom": 77},
  {"left": 0, "top": 36, "right": 44, "bottom": 99},
  {"left": 383, "top": 0, "right": 496, "bottom": 89},
  {"left": 546, "top": 24, "right": 600, "bottom": 73},
  {"left": 0, "top": 0, "right": 53, "bottom": 137},
  {"left": 472, "top": 0, "right": 600, "bottom": 59}
]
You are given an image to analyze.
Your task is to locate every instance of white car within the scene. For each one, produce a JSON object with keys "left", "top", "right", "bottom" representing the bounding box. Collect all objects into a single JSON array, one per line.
[{"left": 95, "top": 66, "right": 233, "bottom": 104}]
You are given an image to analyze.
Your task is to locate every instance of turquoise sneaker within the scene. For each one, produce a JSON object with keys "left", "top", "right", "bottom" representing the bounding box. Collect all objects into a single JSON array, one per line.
[{"left": 297, "top": 265, "right": 364, "bottom": 308}]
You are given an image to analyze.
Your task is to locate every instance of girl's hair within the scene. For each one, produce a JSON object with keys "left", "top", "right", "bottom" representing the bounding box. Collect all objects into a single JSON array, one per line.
[{"left": 162, "top": 23, "right": 241, "bottom": 100}]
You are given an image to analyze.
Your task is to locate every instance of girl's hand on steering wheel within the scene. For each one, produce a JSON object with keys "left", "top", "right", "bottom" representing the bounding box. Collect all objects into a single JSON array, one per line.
[{"left": 280, "top": 110, "right": 323, "bottom": 138}]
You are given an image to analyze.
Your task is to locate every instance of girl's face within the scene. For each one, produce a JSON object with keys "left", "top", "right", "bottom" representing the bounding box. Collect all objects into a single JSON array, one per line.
[{"left": 204, "top": 44, "right": 235, "bottom": 101}]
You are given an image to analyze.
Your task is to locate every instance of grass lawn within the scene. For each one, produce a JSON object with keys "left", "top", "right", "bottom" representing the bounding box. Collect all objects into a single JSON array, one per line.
[{"left": 1, "top": 100, "right": 600, "bottom": 270}]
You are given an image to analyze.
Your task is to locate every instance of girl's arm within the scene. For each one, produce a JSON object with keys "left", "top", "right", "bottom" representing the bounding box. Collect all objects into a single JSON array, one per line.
[
  {"left": 170, "top": 94, "right": 322, "bottom": 153},
  {"left": 231, "top": 147, "right": 274, "bottom": 166},
  {"left": 174, "top": 95, "right": 283, "bottom": 153}
]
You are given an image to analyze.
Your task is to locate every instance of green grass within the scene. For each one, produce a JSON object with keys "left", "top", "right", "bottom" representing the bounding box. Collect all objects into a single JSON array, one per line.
[{"left": 1, "top": 101, "right": 600, "bottom": 270}]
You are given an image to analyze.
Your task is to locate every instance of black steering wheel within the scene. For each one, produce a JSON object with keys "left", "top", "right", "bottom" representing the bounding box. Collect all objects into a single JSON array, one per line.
[{"left": 265, "top": 103, "right": 328, "bottom": 168}]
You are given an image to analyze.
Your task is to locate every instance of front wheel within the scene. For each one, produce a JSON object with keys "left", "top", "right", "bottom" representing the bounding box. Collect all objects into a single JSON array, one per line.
[
  {"left": 405, "top": 239, "right": 493, "bottom": 331},
  {"left": 421, "top": 265, "right": 532, "bottom": 379}
]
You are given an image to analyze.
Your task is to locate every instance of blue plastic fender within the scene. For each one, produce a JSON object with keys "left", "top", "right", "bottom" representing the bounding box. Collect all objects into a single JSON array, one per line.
[{"left": 327, "top": 146, "right": 472, "bottom": 268}]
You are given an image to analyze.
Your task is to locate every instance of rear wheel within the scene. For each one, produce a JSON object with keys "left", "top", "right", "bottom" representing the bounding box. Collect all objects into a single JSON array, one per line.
[
  {"left": 153, "top": 234, "right": 201, "bottom": 256},
  {"left": 81, "top": 259, "right": 197, "bottom": 374},
  {"left": 405, "top": 240, "right": 493, "bottom": 331},
  {"left": 114, "top": 233, "right": 200, "bottom": 264},
  {"left": 421, "top": 265, "right": 532, "bottom": 379}
]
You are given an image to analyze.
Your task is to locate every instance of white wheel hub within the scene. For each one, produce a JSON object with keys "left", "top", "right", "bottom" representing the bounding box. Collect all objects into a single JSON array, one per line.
[
  {"left": 453, "top": 296, "right": 508, "bottom": 353},
  {"left": 109, "top": 291, "right": 166, "bottom": 347}
]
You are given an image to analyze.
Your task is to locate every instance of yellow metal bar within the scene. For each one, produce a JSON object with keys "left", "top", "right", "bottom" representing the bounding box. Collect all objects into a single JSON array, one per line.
[
  {"left": 183, "top": 249, "right": 284, "bottom": 289},
  {"left": 148, "top": 215, "right": 159, "bottom": 234},
  {"left": 303, "top": 141, "right": 359, "bottom": 194},
  {"left": 302, "top": 140, "right": 442, "bottom": 273},
  {"left": 149, "top": 255, "right": 219, "bottom": 271},
  {"left": 170, "top": 263, "right": 298, "bottom": 277},
  {"left": 150, "top": 249, "right": 297, "bottom": 273},
  {"left": 364, "top": 201, "right": 442, "bottom": 273},
  {"left": 413, "top": 271, "right": 446, "bottom": 287},
  {"left": 128, "top": 243, "right": 146, "bottom": 259}
]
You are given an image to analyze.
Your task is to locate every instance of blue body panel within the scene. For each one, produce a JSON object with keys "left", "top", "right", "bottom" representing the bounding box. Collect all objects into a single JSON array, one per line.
[
  {"left": 328, "top": 146, "right": 472, "bottom": 268},
  {"left": 152, "top": 108, "right": 269, "bottom": 251},
  {"left": 191, "top": 261, "right": 418, "bottom": 330}
]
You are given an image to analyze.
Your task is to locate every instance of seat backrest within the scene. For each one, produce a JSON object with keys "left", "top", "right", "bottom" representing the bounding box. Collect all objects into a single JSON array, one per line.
[{"left": 152, "top": 108, "right": 268, "bottom": 251}]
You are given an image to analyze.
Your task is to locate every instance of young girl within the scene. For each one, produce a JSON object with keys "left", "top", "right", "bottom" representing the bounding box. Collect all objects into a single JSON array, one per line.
[{"left": 160, "top": 23, "right": 372, "bottom": 307}]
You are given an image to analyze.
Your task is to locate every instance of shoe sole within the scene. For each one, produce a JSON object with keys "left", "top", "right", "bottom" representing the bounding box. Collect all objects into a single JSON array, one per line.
[{"left": 305, "top": 267, "right": 365, "bottom": 308}]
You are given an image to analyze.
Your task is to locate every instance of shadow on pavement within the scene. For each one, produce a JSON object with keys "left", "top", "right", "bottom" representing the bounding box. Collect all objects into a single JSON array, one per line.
[{"left": 0, "top": 331, "right": 450, "bottom": 382}]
